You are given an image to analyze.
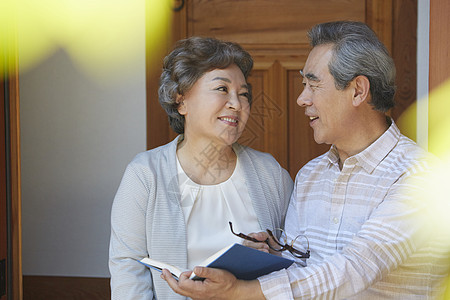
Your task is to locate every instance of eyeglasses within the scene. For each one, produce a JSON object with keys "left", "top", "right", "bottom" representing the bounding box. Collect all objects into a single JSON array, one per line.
[{"left": 229, "top": 222, "right": 310, "bottom": 259}]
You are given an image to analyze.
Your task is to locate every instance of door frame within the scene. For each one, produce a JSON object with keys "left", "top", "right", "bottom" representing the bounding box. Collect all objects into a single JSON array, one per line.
[{"left": 1, "top": 32, "right": 23, "bottom": 300}]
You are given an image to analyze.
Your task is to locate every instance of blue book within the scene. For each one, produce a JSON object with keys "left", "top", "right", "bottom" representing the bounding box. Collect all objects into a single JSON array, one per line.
[{"left": 139, "top": 243, "right": 294, "bottom": 281}]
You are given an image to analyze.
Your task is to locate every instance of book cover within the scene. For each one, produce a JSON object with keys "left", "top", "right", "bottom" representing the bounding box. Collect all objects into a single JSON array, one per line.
[{"left": 139, "top": 243, "right": 294, "bottom": 281}]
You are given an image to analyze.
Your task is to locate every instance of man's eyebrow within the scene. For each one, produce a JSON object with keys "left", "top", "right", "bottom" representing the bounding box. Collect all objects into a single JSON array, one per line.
[{"left": 299, "top": 69, "right": 320, "bottom": 82}]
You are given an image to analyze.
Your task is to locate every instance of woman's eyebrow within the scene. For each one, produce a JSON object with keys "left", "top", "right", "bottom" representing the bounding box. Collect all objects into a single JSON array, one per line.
[
  {"left": 212, "top": 77, "right": 231, "bottom": 83},
  {"left": 212, "top": 77, "right": 249, "bottom": 90}
]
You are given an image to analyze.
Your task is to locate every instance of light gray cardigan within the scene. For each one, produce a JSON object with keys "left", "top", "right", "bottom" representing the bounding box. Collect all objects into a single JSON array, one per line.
[{"left": 109, "top": 136, "right": 293, "bottom": 300}]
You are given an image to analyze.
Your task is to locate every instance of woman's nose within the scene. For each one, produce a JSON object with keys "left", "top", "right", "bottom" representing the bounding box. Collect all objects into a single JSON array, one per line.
[{"left": 227, "top": 93, "right": 242, "bottom": 111}]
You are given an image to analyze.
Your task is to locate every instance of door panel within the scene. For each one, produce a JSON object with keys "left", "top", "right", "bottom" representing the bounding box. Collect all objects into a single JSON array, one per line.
[{"left": 186, "top": 0, "right": 364, "bottom": 45}]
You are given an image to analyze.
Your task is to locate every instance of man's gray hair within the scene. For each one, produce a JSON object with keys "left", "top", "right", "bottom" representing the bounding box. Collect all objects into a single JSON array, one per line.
[{"left": 308, "top": 21, "right": 396, "bottom": 112}]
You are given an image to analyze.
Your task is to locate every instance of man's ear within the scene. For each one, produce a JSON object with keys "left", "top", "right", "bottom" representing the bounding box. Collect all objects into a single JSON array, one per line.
[
  {"left": 352, "top": 75, "right": 370, "bottom": 107},
  {"left": 176, "top": 94, "right": 187, "bottom": 115}
]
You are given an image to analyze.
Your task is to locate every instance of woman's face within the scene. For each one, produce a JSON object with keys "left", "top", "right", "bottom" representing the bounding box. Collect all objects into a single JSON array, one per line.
[{"left": 178, "top": 64, "right": 251, "bottom": 146}]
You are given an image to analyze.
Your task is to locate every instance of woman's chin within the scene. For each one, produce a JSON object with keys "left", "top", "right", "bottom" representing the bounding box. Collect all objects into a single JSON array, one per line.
[{"left": 215, "top": 131, "right": 242, "bottom": 146}]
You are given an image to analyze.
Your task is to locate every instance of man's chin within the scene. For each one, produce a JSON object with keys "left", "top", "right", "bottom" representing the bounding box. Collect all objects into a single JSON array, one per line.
[
  {"left": 313, "top": 134, "right": 325, "bottom": 145},
  {"left": 313, "top": 135, "right": 331, "bottom": 146}
]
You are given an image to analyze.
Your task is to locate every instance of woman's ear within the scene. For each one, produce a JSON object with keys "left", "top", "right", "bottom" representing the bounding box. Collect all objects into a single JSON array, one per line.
[
  {"left": 176, "top": 94, "right": 187, "bottom": 115},
  {"left": 352, "top": 75, "right": 370, "bottom": 107}
]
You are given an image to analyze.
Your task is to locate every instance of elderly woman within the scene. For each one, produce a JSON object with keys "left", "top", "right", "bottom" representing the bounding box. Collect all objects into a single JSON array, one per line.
[{"left": 109, "top": 36, "right": 293, "bottom": 300}]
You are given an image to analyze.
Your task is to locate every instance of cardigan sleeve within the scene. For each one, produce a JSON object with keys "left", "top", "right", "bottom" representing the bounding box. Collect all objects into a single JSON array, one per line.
[
  {"left": 239, "top": 144, "right": 294, "bottom": 231},
  {"left": 109, "top": 161, "right": 154, "bottom": 300},
  {"left": 278, "top": 165, "right": 294, "bottom": 230}
]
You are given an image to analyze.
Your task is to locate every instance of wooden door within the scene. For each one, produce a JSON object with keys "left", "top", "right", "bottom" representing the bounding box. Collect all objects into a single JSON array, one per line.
[{"left": 147, "top": 0, "right": 417, "bottom": 178}]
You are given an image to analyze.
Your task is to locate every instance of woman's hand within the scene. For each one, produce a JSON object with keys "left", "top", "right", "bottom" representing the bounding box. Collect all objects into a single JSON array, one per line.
[
  {"left": 243, "top": 231, "right": 284, "bottom": 256},
  {"left": 242, "top": 232, "right": 270, "bottom": 253}
]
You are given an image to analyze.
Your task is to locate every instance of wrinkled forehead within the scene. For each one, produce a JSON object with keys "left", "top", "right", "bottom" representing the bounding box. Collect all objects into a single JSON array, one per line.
[{"left": 301, "top": 44, "right": 334, "bottom": 80}]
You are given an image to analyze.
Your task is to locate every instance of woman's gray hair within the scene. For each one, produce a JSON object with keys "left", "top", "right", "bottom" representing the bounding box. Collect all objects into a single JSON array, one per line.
[
  {"left": 308, "top": 21, "right": 396, "bottom": 112},
  {"left": 158, "top": 36, "right": 254, "bottom": 134}
]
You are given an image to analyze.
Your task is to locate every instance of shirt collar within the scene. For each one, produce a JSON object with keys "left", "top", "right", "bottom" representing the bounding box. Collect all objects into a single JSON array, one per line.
[
  {"left": 326, "top": 118, "right": 401, "bottom": 173},
  {"left": 327, "top": 145, "right": 340, "bottom": 165}
]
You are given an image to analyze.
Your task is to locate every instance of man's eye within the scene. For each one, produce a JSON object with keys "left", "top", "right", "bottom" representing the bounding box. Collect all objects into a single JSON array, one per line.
[
  {"left": 217, "top": 86, "right": 228, "bottom": 92},
  {"left": 304, "top": 82, "right": 318, "bottom": 90}
]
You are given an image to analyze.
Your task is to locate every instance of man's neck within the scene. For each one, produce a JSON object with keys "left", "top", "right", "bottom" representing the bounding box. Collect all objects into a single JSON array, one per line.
[{"left": 336, "top": 114, "right": 390, "bottom": 169}]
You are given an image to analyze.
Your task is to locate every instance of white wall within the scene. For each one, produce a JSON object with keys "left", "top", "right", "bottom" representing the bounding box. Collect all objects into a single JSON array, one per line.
[
  {"left": 416, "top": 0, "right": 430, "bottom": 150},
  {"left": 19, "top": 8, "right": 146, "bottom": 277}
]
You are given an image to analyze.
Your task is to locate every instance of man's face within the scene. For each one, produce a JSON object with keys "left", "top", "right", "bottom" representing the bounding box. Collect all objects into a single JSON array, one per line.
[{"left": 297, "top": 44, "right": 355, "bottom": 148}]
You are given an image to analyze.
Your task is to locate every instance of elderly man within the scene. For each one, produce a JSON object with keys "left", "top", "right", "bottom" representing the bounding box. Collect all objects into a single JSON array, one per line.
[{"left": 162, "top": 21, "right": 449, "bottom": 299}]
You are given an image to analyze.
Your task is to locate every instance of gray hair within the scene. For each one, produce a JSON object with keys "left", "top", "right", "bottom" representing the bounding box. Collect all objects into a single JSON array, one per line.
[
  {"left": 308, "top": 21, "right": 396, "bottom": 112},
  {"left": 158, "top": 36, "right": 253, "bottom": 134}
]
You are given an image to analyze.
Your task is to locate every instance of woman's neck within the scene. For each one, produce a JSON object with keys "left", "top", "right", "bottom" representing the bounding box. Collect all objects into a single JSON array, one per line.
[{"left": 176, "top": 136, "right": 237, "bottom": 185}]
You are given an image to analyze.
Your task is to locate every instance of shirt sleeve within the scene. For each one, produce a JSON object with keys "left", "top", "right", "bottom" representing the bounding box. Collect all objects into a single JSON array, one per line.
[
  {"left": 258, "top": 168, "right": 432, "bottom": 299},
  {"left": 109, "top": 162, "right": 154, "bottom": 300}
]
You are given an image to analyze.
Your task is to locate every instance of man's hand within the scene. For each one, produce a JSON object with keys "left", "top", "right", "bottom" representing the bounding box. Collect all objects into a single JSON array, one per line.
[{"left": 161, "top": 267, "right": 264, "bottom": 300}]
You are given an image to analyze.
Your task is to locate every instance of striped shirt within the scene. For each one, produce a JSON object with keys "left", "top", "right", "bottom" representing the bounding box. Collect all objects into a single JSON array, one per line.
[{"left": 259, "top": 121, "right": 450, "bottom": 299}]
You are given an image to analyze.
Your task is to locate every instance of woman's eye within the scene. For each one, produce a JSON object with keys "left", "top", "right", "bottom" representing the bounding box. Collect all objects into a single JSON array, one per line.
[
  {"left": 240, "top": 92, "right": 249, "bottom": 99},
  {"left": 216, "top": 86, "right": 228, "bottom": 92}
]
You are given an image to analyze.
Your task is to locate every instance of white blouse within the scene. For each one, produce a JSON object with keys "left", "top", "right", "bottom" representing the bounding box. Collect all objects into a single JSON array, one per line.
[{"left": 176, "top": 155, "right": 261, "bottom": 269}]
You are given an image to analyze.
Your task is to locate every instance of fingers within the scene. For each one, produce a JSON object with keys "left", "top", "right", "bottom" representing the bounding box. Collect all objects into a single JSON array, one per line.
[
  {"left": 249, "top": 231, "right": 270, "bottom": 242},
  {"left": 242, "top": 232, "right": 270, "bottom": 252},
  {"left": 161, "top": 269, "right": 182, "bottom": 293},
  {"left": 161, "top": 269, "right": 198, "bottom": 298},
  {"left": 162, "top": 267, "right": 240, "bottom": 300},
  {"left": 192, "top": 266, "right": 225, "bottom": 281}
]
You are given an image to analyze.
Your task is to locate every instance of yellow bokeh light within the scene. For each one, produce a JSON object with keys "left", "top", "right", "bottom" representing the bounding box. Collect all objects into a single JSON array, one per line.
[
  {"left": 428, "top": 80, "right": 450, "bottom": 160},
  {"left": 1, "top": 0, "right": 171, "bottom": 82},
  {"left": 400, "top": 79, "right": 450, "bottom": 299},
  {"left": 399, "top": 78, "right": 450, "bottom": 160}
]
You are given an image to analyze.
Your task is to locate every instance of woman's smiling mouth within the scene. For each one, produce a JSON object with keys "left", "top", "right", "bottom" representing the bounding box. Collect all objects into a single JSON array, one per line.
[{"left": 219, "top": 116, "right": 238, "bottom": 127}]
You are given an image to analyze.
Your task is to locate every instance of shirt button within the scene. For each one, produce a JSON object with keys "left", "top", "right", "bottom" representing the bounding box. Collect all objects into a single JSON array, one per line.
[{"left": 333, "top": 217, "right": 339, "bottom": 224}]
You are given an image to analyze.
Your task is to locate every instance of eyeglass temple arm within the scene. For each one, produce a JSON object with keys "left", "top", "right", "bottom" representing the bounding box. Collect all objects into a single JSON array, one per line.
[
  {"left": 266, "top": 229, "right": 285, "bottom": 247},
  {"left": 229, "top": 222, "right": 269, "bottom": 244}
]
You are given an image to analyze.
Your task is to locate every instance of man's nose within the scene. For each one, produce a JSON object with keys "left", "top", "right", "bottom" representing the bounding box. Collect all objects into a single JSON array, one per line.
[{"left": 297, "top": 88, "right": 312, "bottom": 107}]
